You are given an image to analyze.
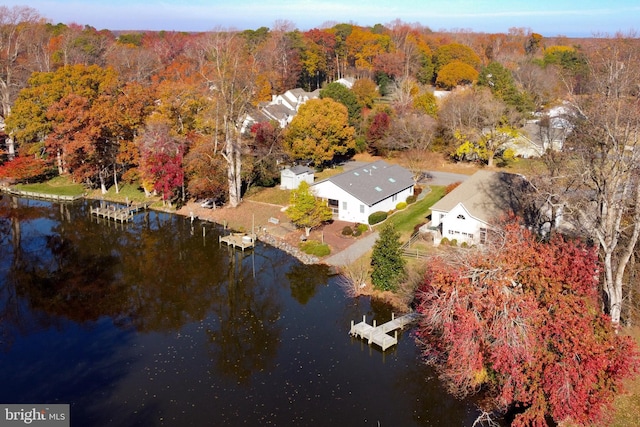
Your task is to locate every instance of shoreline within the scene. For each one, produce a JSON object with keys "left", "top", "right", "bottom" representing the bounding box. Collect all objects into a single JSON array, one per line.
[{"left": 84, "top": 195, "right": 324, "bottom": 266}]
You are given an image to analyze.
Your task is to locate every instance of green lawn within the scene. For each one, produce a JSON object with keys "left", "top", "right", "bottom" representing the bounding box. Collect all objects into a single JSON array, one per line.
[
  {"left": 14, "top": 176, "right": 85, "bottom": 196},
  {"left": 381, "top": 186, "right": 446, "bottom": 241},
  {"left": 86, "top": 182, "right": 151, "bottom": 204},
  {"left": 244, "top": 185, "right": 291, "bottom": 206}
]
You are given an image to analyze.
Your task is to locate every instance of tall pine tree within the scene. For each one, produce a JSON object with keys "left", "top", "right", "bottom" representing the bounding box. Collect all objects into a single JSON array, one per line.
[{"left": 370, "top": 223, "right": 406, "bottom": 291}]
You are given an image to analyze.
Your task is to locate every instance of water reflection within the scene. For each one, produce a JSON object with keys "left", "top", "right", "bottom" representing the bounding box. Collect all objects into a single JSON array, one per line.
[
  {"left": 286, "top": 263, "right": 330, "bottom": 305},
  {"left": 0, "top": 196, "right": 481, "bottom": 426}
]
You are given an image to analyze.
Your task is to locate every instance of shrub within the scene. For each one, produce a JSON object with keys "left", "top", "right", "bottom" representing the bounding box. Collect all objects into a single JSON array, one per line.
[
  {"left": 341, "top": 225, "right": 353, "bottom": 236},
  {"left": 445, "top": 181, "right": 462, "bottom": 194},
  {"left": 414, "top": 186, "right": 423, "bottom": 196},
  {"left": 368, "top": 211, "right": 388, "bottom": 225},
  {"left": 440, "top": 237, "right": 450, "bottom": 246},
  {"left": 460, "top": 241, "right": 469, "bottom": 248},
  {"left": 450, "top": 239, "right": 458, "bottom": 246},
  {"left": 406, "top": 195, "right": 417, "bottom": 204},
  {"left": 396, "top": 201, "right": 407, "bottom": 210},
  {"left": 300, "top": 240, "right": 331, "bottom": 257},
  {"left": 353, "top": 228, "right": 362, "bottom": 237},
  {"left": 356, "top": 223, "right": 369, "bottom": 233}
]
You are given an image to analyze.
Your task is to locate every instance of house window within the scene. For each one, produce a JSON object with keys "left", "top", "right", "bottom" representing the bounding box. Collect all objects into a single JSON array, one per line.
[
  {"left": 342, "top": 201, "right": 347, "bottom": 211},
  {"left": 360, "top": 204, "right": 365, "bottom": 214},
  {"left": 457, "top": 214, "right": 466, "bottom": 220},
  {"left": 480, "top": 228, "right": 487, "bottom": 244},
  {"left": 328, "top": 199, "right": 339, "bottom": 215},
  {"left": 392, "top": 194, "right": 398, "bottom": 202}
]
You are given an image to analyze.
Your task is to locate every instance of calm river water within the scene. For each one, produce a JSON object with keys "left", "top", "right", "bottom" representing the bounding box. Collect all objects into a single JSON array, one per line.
[{"left": 0, "top": 196, "right": 481, "bottom": 426}]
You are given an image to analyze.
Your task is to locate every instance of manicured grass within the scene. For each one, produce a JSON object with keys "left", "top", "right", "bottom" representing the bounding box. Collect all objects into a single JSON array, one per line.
[
  {"left": 314, "top": 165, "right": 344, "bottom": 181},
  {"left": 244, "top": 166, "right": 346, "bottom": 207},
  {"left": 88, "top": 182, "right": 149, "bottom": 203},
  {"left": 14, "top": 176, "right": 85, "bottom": 196},
  {"left": 244, "top": 185, "right": 290, "bottom": 206},
  {"left": 381, "top": 186, "right": 446, "bottom": 241}
]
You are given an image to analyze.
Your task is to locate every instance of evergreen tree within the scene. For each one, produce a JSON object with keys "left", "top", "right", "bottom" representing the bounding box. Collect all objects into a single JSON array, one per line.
[
  {"left": 319, "top": 82, "right": 362, "bottom": 125},
  {"left": 370, "top": 223, "right": 406, "bottom": 291}
]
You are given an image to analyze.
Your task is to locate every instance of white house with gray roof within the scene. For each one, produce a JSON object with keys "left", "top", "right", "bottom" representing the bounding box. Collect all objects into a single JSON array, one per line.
[
  {"left": 280, "top": 165, "right": 314, "bottom": 190},
  {"left": 311, "top": 160, "right": 415, "bottom": 224},
  {"left": 428, "top": 170, "right": 530, "bottom": 245}
]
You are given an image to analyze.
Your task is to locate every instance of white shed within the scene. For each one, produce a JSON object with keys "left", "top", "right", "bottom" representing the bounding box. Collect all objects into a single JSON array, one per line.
[{"left": 280, "top": 165, "right": 314, "bottom": 190}]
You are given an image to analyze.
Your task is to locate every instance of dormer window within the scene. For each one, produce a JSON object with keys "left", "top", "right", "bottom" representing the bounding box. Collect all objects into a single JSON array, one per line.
[{"left": 457, "top": 214, "right": 466, "bottom": 220}]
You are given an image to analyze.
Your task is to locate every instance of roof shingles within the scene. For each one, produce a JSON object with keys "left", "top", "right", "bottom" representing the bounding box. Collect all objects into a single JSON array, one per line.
[{"left": 315, "top": 160, "right": 414, "bottom": 206}]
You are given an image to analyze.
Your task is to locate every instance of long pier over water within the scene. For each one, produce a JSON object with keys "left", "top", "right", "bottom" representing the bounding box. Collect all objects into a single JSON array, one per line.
[{"left": 350, "top": 312, "right": 419, "bottom": 351}]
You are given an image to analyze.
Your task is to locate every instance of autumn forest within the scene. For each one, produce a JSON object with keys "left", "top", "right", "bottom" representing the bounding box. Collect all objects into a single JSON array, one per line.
[{"left": 2, "top": 4, "right": 640, "bottom": 426}]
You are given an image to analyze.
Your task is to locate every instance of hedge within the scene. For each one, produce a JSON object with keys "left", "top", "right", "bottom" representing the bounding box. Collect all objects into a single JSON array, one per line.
[
  {"left": 368, "top": 211, "right": 388, "bottom": 225},
  {"left": 300, "top": 240, "right": 331, "bottom": 257}
]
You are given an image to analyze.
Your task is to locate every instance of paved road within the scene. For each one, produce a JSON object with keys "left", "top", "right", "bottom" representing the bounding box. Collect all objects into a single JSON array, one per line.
[
  {"left": 324, "top": 231, "right": 379, "bottom": 266},
  {"left": 420, "top": 171, "right": 470, "bottom": 186}
]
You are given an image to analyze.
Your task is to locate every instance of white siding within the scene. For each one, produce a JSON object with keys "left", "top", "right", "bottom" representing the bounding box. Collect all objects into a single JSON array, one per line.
[
  {"left": 280, "top": 170, "right": 314, "bottom": 190},
  {"left": 312, "top": 181, "right": 414, "bottom": 224},
  {"left": 439, "top": 203, "right": 487, "bottom": 245}
]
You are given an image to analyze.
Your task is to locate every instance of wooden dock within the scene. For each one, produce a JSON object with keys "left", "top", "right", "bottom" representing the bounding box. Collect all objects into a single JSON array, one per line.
[
  {"left": 219, "top": 233, "right": 255, "bottom": 251},
  {"left": 90, "top": 203, "right": 148, "bottom": 223},
  {"left": 350, "top": 312, "right": 419, "bottom": 351},
  {"left": 2, "top": 187, "right": 84, "bottom": 202}
]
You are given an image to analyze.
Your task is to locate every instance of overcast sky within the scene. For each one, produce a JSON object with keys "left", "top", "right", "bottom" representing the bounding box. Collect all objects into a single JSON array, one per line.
[{"left": 5, "top": 0, "right": 639, "bottom": 36}]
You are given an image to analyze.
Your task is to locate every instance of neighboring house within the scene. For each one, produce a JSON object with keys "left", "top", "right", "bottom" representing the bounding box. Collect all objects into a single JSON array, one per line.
[
  {"left": 311, "top": 160, "right": 415, "bottom": 224},
  {"left": 280, "top": 165, "right": 315, "bottom": 190},
  {"left": 261, "top": 88, "right": 321, "bottom": 128},
  {"left": 242, "top": 87, "right": 321, "bottom": 132},
  {"left": 505, "top": 103, "right": 574, "bottom": 158},
  {"left": 502, "top": 127, "right": 546, "bottom": 158},
  {"left": 426, "top": 170, "right": 530, "bottom": 246},
  {"left": 335, "top": 77, "right": 355, "bottom": 89}
]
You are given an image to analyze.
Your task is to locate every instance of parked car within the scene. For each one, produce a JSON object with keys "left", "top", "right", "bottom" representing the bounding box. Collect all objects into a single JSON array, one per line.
[{"left": 200, "top": 199, "right": 215, "bottom": 209}]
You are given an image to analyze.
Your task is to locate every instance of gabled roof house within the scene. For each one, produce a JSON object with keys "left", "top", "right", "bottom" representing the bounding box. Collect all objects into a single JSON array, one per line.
[
  {"left": 261, "top": 88, "right": 320, "bottom": 128},
  {"left": 280, "top": 165, "right": 314, "bottom": 190},
  {"left": 428, "top": 170, "right": 530, "bottom": 245},
  {"left": 311, "top": 161, "right": 414, "bottom": 224}
]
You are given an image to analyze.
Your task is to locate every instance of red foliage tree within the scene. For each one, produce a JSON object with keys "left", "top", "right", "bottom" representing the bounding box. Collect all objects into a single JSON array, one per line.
[
  {"left": 138, "top": 123, "right": 184, "bottom": 202},
  {"left": 415, "top": 219, "right": 638, "bottom": 426},
  {"left": 0, "top": 155, "right": 52, "bottom": 182},
  {"left": 365, "top": 111, "right": 391, "bottom": 155}
]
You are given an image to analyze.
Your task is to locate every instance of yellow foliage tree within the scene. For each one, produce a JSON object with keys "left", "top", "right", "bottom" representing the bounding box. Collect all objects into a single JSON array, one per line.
[
  {"left": 435, "top": 61, "right": 479, "bottom": 89},
  {"left": 283, "top": 98, "right": 355, "bottom": 166}
]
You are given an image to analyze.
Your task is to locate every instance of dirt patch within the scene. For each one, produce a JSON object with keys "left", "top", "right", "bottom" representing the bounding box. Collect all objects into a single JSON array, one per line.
[{"left": 178, "top": 200, "right": 287, "bottom": 234}]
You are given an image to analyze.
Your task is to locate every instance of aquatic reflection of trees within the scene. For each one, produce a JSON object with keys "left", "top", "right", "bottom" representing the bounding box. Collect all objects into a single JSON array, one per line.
[
  {"left": 286, "top": 263, "right": 329, "bottom": 305},
  {"left": 121, "top": 215, "right": 228, "bottom": 332},
  {"left": 0, "top": 197, "right": 100, "bottom": 349},
  {"left": 1, "top": 199, "right": 291, "bottom": 384},
  {"left": 1, "top": 198, "right": 129, "bottom": 328},
  {"left": 206, "top": 250, "right": 282, "bottom": 384}
]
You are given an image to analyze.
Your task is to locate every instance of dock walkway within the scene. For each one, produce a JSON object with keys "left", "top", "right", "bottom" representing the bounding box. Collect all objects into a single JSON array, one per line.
[
  {"left": 350, "top": 312, "right": 419, "bottom": 351},
  {"left": 219, "top": 233, "right": 255, "bottom": 251},
  {"left": 90, "top": 202, "right": 149, "bottom": 223},
  {"left": 2, "top": 187, "right": 84, "bottom": 202}
]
